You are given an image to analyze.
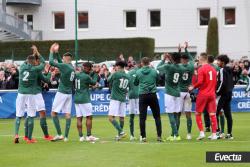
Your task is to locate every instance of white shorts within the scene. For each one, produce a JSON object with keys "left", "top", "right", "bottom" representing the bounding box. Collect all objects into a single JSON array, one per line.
[
  {"left": 180, "top": 92, "right": 192, "bottom": 112},
  {"left": 109, "top": 100, "right": 126, "bottom": 117},
  {"left": 75, "top": 103, "right": 93, "bottom": 117},
  {"left": 16, "top": 93, "right": 36, "bottom": 117},
  {"left": 128, "top": 98, "right": 139, "bottom": 114},
  {"left": 34, "top": 93, "right": 45, "bottom": 111},
  {"left": 165, "top": 94, "right": 181, "bottom": 113},
  {"left": 52, "top": 92, "right": 72, "bottom": 114}
]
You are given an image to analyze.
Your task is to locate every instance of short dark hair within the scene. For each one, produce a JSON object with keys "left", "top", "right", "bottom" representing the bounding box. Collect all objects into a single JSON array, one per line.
[
  {"left": 27, "top": 55, "right": 36, "bottom": 64},
  {"left": 115, "top": 61, "right": 127, "bottom": 68},
  {"left": 181, "top": 53, "right": 189, "bottom": 60},
  {"left": 83, "top": 62, "right": 93, "bottom": 68},
  {"left": 208, "top": 55, "right": 214, "bottom": 64},
  {"left": 63, "top": 52, "right": 73, "bottom": 57},
  {"left": 171, "top": 52, "right": 181, "bottom": 63},
  {"left": 200, "top": 52, "right": 208, "bottom": 60},
  {"left": 216, "top": 54, "right": 230, "bottom": 64},
  {"left": 141, "top": 57, "right": 151, "bottom": 66}
]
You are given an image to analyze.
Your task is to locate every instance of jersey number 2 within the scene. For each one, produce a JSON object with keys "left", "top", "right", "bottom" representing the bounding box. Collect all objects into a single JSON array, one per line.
[{"left": 23, "top": 71, "right": 29, "bottom": 81}]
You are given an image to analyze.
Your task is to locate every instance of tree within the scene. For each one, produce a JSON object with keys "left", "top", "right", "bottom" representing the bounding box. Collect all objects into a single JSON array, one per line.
[{"left": 206, "top": 17, "right": 219, "bottom": 57}]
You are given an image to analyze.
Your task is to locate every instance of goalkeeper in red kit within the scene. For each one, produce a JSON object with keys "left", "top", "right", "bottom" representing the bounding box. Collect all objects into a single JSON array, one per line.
[{"left": 188, "top": 53, "right": 218, "bottom": 140}]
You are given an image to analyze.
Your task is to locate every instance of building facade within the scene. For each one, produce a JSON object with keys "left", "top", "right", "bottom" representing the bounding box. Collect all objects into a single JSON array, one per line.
[{"left": 3, "top": 0, "right": 250, "bottom": 58}]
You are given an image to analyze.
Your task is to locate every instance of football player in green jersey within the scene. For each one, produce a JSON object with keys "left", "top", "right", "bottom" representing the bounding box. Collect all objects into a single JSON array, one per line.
[
  {"left": 49, "top": 43, "right": 75, "bottom": 142},
  {"left": 157, "top": 53, "right": 184, "bottom": 141},
  {"left": 179, "top": 42, "right": 194, "bottom": 140},
  {"left": 15, "top": 54, "right": 45, "bottom": 144},
  {"left": 23, "top": 45, "right": 53, "bottom": 141},
  {"left": 74, "top": 62, "right": 99, "bottom": 142},
  {"left": 127, "top": 62, "right": 140, "bottom": 141},
  {"left": 108, "top": 61, "right": 130, "bottom": 141}
]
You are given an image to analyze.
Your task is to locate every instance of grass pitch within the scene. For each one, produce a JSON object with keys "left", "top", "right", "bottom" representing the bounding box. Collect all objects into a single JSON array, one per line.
[{"left": 0, "top": 113, "right": 250, "bottom": 167}]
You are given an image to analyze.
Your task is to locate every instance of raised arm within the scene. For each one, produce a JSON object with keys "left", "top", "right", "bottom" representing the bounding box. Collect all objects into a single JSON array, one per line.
[
  {"left": 184, "top": 42, "right": 194, "bottom": 62},
  {"left": 33, "top": 55, "right": 45, "bottom": 72},
  {"left": 49, "top": 43, "right": 64, "bottom": 69},
  {"left": 39, "top": 72, "right": 51, "bottom": 83}
]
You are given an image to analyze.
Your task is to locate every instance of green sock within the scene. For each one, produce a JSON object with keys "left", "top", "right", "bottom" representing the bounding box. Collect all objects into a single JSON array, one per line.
[
  {"left": 129, "top": 114, "right": 135, "bottom": 136},
  {"left": 87, "top": 129, "right": 91, "bottom": 137},
  {"left": 27, "top": 117, "right": 34, "bottom": 140},
  {"left": 119, "top": 119, "right": 124, "bottom": 130},
  {"left": 186, "top": 117, "right": 192, "bottom": 134},
  {"left": 40, "top": 117, "right": 49, "bottom": 136},
  {"left": 65, "top": 118, "right": 71, "bottom": 138},
  {"left": 79, "top": 131, "right": 83, "bottom": 137},
  {"left": 111, "top": 119, "right": 122, "bottom": 134},
  {"left": 24, "top": 117, "right": 28, "bottom": 137},
  {"left": 15, "top": 117, "right": 21, "bottom": 136},
  {"left": 52, "top": 116, "right": 62, "bottom": 135},
  {"left": 168, "top": 113, "right": 178, "bottom": 136},
  {"left": 220, "top": 115, "right": 225, "bottom": 133},
  {"left": 174, "top": 113, "right": 181, "bottom": 131}
]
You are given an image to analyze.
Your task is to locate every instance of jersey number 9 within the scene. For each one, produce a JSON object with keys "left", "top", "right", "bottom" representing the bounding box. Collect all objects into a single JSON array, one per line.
[{"left": 173, "top": 73, "right": 180, "bottom": 83}]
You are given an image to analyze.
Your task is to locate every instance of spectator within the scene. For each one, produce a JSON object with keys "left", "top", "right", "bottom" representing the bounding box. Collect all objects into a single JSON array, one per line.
[
  {"left": 0, "top": 70, "right": 7, "bottom": 89},
  {"left": 232, "top": 64, "right": 241, "bottom": 85},
  {"left": 237, "top": 69, "right": 250, "bottom": 85},
  {"left": 49, "top": 67, "right": 60, "bottom": 88},
  {"left": 5, "top": 64, "right": 19, "bottom": 89},
  {"left": 127, "top": 56, "right": 136, "bottom": 70}
]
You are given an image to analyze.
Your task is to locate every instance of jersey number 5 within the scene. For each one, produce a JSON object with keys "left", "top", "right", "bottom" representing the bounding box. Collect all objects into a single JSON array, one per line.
[{"left": 119, "top": 78, "right": 129, "bottom": 89}]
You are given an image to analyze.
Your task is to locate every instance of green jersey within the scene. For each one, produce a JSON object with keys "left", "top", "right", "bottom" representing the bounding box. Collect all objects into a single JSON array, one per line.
[
  {"left": 134, "top": 66, "right": 158, "bottom": 95},
  {"left": 179, "top": 49, "right": 195, "bottom": 92},
  {"left": 157, "top": 61, "right": 184, "bottom": 97},
  {"left": 108, "top": 70, "right": 130, "bottom": 102},
  {"left": 90, "top": 71, "right": 99, "bottom": 83},
  {"left": 128, "top": 68, "right": 139, "bottom": 99},
  {"left": 211, "top": 64, "right": 220, "bottom": 72},
  {"left": 18, "top": 55, "right": 45, "bottom": 94},
  {"left": 34, "top": 72, "right": 51, "bottom": 94},
  {"left": 49, "top": 53, "right": 75, "bottom": 94},
  {"left": 74, "top": 72, "right": 96, "bottom": 104}
]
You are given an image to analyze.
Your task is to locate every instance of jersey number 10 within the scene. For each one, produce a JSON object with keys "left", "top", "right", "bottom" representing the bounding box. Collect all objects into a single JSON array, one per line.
[{"left": 119, "top": 78, "right": 129, "bottom": 89}]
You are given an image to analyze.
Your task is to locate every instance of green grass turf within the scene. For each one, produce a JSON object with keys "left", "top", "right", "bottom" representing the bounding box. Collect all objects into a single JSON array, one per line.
[{"left": 0, "top": 113, "right": 250, "bottom": 167}]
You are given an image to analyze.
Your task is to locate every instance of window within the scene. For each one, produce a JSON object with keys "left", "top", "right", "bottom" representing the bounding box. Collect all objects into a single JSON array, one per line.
[
  {"left": 224, "top": 8, "right": 235, "bottom": 25},
  {"left": 78, "top": 12, "right": 88, "bottom": 29},
  {"left": 54, "top": 12, "right": 65, "bottom": 30},
  {"left": 199, "top": 9, "right": 210, "bottom": 26},
  {"left": 150, "top": 10, "right": 161, "bottom": 27},
  {"left": 27, "top": 15, "right": 33, "bottom": 29},
  {"left": 125, "top": 11, "right": 136, "bottom": 28}
]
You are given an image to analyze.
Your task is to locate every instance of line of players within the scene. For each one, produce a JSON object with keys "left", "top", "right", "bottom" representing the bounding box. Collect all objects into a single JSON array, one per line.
[{"left": 14, "top": 42, "right": 233, "bottom": 143}]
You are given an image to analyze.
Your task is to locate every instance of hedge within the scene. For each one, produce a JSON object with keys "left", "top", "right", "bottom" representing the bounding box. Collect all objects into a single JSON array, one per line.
[
  {"left": 0, "top": 37, "right": 155, "bottom": 62},
  {"left": 206, "top": 17, "right": 219, "bottom": 57}
]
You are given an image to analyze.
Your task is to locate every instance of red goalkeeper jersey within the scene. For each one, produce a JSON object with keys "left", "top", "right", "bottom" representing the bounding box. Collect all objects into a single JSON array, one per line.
[{"left": 193, "top": 64, "right": 217, "bottom": 97}]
